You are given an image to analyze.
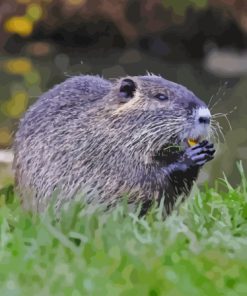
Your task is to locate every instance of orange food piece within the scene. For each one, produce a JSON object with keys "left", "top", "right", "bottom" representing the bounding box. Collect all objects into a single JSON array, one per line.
[{"left": 188, "top": 138, "right": 198, "bottom": 147}]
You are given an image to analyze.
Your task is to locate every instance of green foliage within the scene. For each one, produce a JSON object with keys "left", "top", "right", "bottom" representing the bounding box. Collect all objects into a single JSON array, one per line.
[{"left": 0, "top": 168, "right": 247, "bottom": 295}]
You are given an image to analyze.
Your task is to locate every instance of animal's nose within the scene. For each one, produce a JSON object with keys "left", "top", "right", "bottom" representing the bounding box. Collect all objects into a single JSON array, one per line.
[{"left": 198, "top": 116, "right": 211, "bottom": 124}]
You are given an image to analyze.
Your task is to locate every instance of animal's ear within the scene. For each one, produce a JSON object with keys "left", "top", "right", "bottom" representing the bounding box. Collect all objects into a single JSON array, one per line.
[{"left": 118, "top": 78, "right": 137, "bottom": 103}]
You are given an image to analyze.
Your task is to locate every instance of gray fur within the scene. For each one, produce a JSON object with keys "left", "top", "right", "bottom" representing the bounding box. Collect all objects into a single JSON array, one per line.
[{"left": 13, "top": 74, "right": 211, "bottom": 213}]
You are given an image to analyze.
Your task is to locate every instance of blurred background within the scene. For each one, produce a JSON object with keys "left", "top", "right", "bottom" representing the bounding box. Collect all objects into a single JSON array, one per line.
[{"left": 0, "top": 0, "right": 247, "bottom": 188}]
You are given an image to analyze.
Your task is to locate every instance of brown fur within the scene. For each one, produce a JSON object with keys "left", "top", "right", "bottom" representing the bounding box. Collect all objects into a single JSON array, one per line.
[{"left": 13, "top": 74, "right": 211, "bottom": 213}]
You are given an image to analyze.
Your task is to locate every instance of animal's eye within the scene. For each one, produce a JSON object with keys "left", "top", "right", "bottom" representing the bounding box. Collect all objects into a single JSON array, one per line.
[{"left": 154, "top": 93, "right": 169, "bottom": 101}]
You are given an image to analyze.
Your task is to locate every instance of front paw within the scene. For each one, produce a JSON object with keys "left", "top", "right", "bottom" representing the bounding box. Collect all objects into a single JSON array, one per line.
[{"left": 184, "top": 140, "right": 215, "bottom": 167}]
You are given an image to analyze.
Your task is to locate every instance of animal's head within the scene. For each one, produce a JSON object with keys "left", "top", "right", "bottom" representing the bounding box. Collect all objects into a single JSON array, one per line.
[{"left": 106, "top": 74, "right": 213, "bottom": 162}]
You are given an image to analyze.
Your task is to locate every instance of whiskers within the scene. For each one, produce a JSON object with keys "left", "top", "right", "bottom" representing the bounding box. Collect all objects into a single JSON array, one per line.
[
  {"left": 125, "top": 115, "right": 186, "bottom": 162},
  {"left": 210, "top": 106, "right": 237, "bottom": 143},
  {"left": 208, "top": 81, "right": 228, "bottom": 111},
  {"left": 210, "top": 119, "right": 224, "bottom": 143},
  {"left": 208, "top": 82, "right": 237, "bottom": 145}
]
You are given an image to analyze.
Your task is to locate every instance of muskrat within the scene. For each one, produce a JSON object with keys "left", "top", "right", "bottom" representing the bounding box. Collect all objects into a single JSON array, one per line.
[{"left": 13, "top": 74, "right": 215, "bottom": 214}]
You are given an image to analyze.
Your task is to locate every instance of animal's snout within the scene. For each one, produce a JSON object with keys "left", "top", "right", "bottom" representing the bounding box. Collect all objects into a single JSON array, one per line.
[
  {"left": 196, "top": 107, "right": 211, "bottom": 125},
  {"left": 198, "top": 116, "right": 210, "bottom": 124}
]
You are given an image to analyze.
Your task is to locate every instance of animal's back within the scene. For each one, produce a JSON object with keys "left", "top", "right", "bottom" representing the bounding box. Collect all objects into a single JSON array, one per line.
[{"left": 14, "top": 75, "right": 111, "bottom": 211}]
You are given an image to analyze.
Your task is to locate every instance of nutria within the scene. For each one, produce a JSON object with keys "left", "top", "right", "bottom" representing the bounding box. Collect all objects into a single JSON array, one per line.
[{"left": 13, "top": 74, "right": 215, "bottom": 214}]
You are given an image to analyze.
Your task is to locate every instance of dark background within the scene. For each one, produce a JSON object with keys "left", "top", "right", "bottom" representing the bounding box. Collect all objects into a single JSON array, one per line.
[{"left": 0, "top": 0, "right": 247, "bottom": 186}]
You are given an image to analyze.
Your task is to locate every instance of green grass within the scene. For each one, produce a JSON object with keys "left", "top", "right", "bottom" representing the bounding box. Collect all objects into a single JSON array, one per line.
[{"left": 0, "top": 164, "right": 247, "bottom": 296}]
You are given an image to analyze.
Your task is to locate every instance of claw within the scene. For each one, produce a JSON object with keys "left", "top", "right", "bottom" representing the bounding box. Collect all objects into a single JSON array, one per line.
[
  {"left": 184, "top": 140, "right": 215, "bottom": 167},
  {"left": 192, "top": 140, "right": 208, "bottom": 150},
  {"left": 207, "top": 149, "right": 215, "bottom": 155}
]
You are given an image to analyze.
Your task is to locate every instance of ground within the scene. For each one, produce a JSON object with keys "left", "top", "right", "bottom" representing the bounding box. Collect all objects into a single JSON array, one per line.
[{"left": 0, "top": 163, "right": 247, "bottom": 296}]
